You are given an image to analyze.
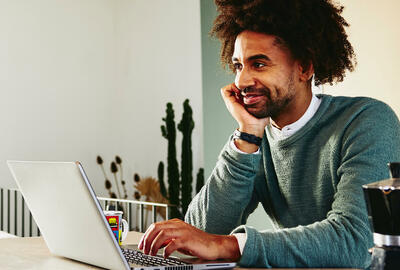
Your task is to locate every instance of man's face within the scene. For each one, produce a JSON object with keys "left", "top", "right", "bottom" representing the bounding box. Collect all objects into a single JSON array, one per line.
[{"left": 232, "top": 31, "right": 300, "bottom": 119}]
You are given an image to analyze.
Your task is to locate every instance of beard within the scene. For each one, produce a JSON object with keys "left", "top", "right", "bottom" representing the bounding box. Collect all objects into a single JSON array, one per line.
[{"left": 243, "top": 74, "right": 296, "bottom": 119}]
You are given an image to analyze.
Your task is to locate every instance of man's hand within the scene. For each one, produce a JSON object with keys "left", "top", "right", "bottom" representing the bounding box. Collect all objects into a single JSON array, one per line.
[
  {"left": 221, "top": 83, "right": 269, "bottom": 152},
  {"left": 221, "top": 83, "right": 269, "bottom": 136},
  {"left": 138, "top": 219, "right": 241, "bottom": 261}
]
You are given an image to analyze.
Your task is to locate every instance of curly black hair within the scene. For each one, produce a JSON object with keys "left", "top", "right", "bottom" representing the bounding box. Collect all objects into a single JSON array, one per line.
[{"left": 211, "top": 0, "right": 356, "bottom": 85}]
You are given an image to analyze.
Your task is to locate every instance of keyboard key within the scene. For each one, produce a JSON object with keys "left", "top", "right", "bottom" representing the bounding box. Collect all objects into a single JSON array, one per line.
[{"left": 122, "top": 248, "right": 189, "bottom": 267}]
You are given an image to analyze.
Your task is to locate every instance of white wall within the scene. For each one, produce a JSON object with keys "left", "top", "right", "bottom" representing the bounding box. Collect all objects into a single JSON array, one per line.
[
  {"left": 0, "top": 0, "right": 203, "bottom": 200},
  {"left": 112, "top": 0, "right": 203, "bottom": 198},
  {"left": 0, "top": 0, "right": 117, "bottom": 193}
]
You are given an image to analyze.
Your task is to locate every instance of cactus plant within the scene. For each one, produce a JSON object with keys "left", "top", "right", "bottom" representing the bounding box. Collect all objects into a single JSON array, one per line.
[
  {"left": 177, "top": 99, "right": 195, "bottom": 215},
  {"left": 157, "top": 161, "right": 167, "bottom": 198},
  {"left": 196, "top": 168, "right": 204, "bottom": 194},
  {"left": 161, "top": 103, "right": 181, "bottom": 219},
  {"left": 158, "top": 100, "right": 205, "bottom": 219}
]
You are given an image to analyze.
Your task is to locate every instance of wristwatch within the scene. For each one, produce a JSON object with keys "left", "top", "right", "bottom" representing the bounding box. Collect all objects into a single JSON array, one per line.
[{"left": 233, "top": 129, "right": 262, "bottom": 146}]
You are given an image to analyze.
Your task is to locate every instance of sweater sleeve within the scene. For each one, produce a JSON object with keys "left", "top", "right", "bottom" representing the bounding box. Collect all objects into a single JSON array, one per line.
[
  {"left": 185, "top": 136, "right": 262, "bottom": 234},
  {"left": 231, "top": 101, "right": 400, "bottom": 268}
]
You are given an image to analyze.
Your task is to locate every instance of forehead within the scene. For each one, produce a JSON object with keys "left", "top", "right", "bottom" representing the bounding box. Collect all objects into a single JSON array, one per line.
[{"left": 233, "top": 31, "right": 292, "bottom": 62}]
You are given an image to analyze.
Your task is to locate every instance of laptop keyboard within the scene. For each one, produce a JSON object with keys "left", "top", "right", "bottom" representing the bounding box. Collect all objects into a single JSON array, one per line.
[{"left": 122, "top": 248, "right": 189, "bottom": 267}]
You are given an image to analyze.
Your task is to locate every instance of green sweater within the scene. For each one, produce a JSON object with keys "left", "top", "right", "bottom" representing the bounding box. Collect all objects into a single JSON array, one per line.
[{"left": 185, "top": 94, "right": 400, "bottom": 268}]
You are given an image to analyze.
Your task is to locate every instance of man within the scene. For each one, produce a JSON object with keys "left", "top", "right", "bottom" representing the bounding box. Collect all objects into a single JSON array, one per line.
[{"left": 139, "top": 0, "right": 400, "bottom": 268}]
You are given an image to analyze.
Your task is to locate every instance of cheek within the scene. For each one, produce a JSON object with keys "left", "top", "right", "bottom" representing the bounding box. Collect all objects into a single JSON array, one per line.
[
  {"left": 267, "top": 71, "right": 291, "bottom": 90},
  {"left": 257, "top": 70, "right": 279, "bottom": 87},
  {"left": 258, "top": 76, "right": 275, "bottom": 91}
]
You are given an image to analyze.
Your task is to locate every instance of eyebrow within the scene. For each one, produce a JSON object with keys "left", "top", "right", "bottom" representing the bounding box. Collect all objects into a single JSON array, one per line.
[{"left": 232, "top": 54, "right": 271, "bottom": 62}]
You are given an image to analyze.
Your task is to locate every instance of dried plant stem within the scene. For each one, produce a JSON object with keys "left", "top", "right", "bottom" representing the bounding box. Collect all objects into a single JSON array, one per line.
[
  {"left": 119, "top": 164, "right": 123, "bottom": 183},
  {"left": 122, "top": 184, "right": 127, "bottom": 199},
  {"left": 100, "top": 164, "right": 108, "bottom": 180},
  {"left": 113, "top": 173, "right": 122, "bottom": 199},
  {"left": 119, "top": 165, "right": 127, "bottom": 198}
]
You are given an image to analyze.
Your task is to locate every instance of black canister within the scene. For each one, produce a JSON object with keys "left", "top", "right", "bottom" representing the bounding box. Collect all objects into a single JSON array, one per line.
[
  {"left": 363, "top": 180, "right": 400, "bottom": 239},
  {"left": 363, "top": 162, "right": 400, "bottom": 270},
  {"left": 363, "top": 162, "right": 400, "bottom": 243}
]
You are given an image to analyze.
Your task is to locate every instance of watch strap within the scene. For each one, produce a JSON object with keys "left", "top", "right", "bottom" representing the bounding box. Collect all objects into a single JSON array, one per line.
[{"left": 233, "top": 129, "right": 262, "bottom": 146}]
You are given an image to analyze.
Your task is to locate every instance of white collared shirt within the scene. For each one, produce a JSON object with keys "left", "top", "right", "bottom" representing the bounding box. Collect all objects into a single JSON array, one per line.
[
  {"left": 231, "top": 93, "right": 322, "bottom": 254},
  {"left": 268, "top": 94, "right": 321, "bottom": 141}
]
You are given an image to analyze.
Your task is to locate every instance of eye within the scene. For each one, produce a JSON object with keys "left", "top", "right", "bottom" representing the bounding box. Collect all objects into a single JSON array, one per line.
[
  {"left": 233, "top": 63, "right": 242, "bottom": 71},
  {"left": 253, "top": 62, "right": 266, "bottom": 68}
]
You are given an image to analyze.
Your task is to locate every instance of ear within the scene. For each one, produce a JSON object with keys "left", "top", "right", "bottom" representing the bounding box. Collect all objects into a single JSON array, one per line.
[{"left": 297, "top": 61, "right": 314, "bottom": 82}]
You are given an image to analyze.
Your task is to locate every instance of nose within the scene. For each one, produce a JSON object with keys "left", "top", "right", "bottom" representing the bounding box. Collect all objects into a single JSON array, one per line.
[{"left": 235, "top": 67, "right": 256, "bottom": 91}]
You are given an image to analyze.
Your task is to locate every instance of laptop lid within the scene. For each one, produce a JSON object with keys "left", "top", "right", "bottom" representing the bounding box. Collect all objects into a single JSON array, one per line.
[
  {"left": 7, "top": 161, "right": 130, "bottom": 270},
  {"left": 7, "top": 161, "right": 237, "bottom": 270}
]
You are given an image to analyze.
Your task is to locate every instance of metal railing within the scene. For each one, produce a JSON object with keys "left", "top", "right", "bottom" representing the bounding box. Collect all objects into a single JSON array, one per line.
[
  {"left": 0, "top": 188, "right": 171, "bottom": 237},
  {"left": 0, "top": 188, "right": 40, "bottom": 237}
]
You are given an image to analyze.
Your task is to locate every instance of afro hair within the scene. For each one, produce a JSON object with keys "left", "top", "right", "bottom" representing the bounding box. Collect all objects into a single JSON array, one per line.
[{"left": 211, "top": 0, "right": 356, "bottom": 85}]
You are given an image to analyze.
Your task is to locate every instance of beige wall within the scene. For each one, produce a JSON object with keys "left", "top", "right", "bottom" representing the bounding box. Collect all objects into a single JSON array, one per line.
[{"left": 325, "top": 0, "right": 400, "bottom": 116}]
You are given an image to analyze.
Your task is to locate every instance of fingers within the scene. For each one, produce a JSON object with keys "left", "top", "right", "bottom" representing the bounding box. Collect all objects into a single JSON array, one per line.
[
  {"left": 222, "top": 82, "right": 240, "bottom": 93},
  {"left": 220, "top": 83, "right": 252, "bottom": 125},
  {"left": 138, "top": 223, "right": 156, "bottom": 249},
  {"left": 163, "top": 238, "right": 184, "bottom": 259},
  {"left": 139, "top": 220, "right": 226, "bottom": 261},
  {"left": 221, "top": 83, "right": 241, "bottom": 101},
  {"left": 143, "top": 224, "right": 166, "bottom": 254},
  {"left": 149, "top": 229, "right": 179, "bottom": 256},
  {"left": 221, "top": 85, "right": 241, "bottom": 112},
  {"left": 160, "top": 239, "right": 172, "bottom": 249},
  {"left": 139, "top": 219, "right": 183, "bottom": 255}
]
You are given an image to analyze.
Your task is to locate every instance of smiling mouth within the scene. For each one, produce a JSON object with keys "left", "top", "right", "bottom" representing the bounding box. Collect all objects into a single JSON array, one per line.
[{"left": 243, "top": 94, "right": 265, "bottom": 105}]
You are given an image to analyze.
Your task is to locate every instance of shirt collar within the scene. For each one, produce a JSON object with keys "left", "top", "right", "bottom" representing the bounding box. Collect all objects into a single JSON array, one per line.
[{"left": 268, "top": 94, "right": 322, "bottom": 141}]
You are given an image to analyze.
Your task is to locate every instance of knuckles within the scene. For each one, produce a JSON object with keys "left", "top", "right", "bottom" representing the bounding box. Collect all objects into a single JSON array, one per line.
[{"left": 144, "top": 219, "right": 194, "bottom": 255}]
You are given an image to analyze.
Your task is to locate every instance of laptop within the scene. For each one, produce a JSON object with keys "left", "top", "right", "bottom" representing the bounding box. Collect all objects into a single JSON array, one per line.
[{"left": 7, "top": 161, "right": 236, "bottom": 270}]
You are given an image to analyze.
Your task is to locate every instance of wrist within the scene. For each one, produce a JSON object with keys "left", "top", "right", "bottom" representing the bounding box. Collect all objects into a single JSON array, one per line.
[
  {"left": 238, "top": 125, "right": 265, "bottom": 138},
  {"left": 232, "top": 128, "right": 263, "bottom": 153},
  {"left": 214, "top": 235, "right": 241, "bottom": 261},
  {"left": 233, "top": 138, "right": 259, "bottom": 154}
]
